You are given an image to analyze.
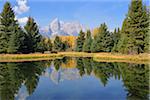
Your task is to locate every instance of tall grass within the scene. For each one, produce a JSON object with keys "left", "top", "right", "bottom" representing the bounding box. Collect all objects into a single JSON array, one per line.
[
  {"left": 0, "top": 52, "right": 149, "bottom": 63},
  {"left": 0, "top": 53, "right": 63, "bottom": 62},
  {"left": 93, "top": 53, "right": 150, "bottom": 64}
]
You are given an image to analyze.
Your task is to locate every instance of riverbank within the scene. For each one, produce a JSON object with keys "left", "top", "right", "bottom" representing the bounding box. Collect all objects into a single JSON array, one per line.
[
  {"left": 0, "top": 53, "right": 63, "bottom": 62},
  {"left": 93, "top": 53, "right": 150, "bottom": 64},
  {"left": 0, "top": 52, "right": 149, "bottom": 64}
]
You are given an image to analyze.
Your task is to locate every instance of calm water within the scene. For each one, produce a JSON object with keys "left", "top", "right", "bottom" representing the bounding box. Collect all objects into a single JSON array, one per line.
[{"left": 0, "top": 57, "right": 149, "bottom": 100}]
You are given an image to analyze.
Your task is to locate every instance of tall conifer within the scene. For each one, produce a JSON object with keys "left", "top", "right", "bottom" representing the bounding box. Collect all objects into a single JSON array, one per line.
[
  {"left": 83, "top": 30, "right": 92, "bottom": 52},
  {"left": 76, "top": 30, "right": 85, "bottom": 52},
  {"left": 0, "top": 2, "right": 16, "bottom": 53},
  {"left": 24, "top": 17, "right": 42, "bottom": 53}
]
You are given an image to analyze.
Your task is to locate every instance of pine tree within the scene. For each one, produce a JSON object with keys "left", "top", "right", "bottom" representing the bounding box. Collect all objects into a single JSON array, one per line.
[
  {"left": 0, "top": 2, "right": 16, "bottom": 53},
  {"left": 143, "top": 5, "right": 150, "bottom": 53},
  {"left": 7, "top": 26, "right": 25, "bottom": 54},
  {"left": 47, "top": 39, "right": 52, "bottom": 51},
  {"left": 83, "top": 30, "right": 92, "bottom": 53},
  {"left": 19, "top": 30, "right": 29, "bottom": 54},
  {"left": 76, "top": 30, "right": 85, "bottom": 52},
  {"left": 104, "top": 32, "right": 114, "bottom": 52},
  {"left": 116, "top": 19, "right": 129, "bottom": 53},
  {"left": 53, "top": 36, "right": 63, "bottom": 52},
  {"left": 24, "top": 17, "right": 42, "bottom": 53},
  {"left": 91, "top": 23, "right": 111, "bottom": 52},
  {"left": 62, "top": 41, "right": 70, "bottom": 51},
  {"left": 37, "top": 38, "right": 53, "bottom": 53},
  {"left": 37, "top": 37, "right": 47, "bottom": 53},
  {"left": 112, "top": 28, "right": 120, "bottom": 52},
  {"left": 117, "top": 0, "right": 149, "bottom": 54}
]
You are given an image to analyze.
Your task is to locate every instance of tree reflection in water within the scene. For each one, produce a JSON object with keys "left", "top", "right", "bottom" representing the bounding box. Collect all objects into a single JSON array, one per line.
[
  {"left": 0, "top": 57, "right": 149, "bottom": 100},
  {"left": 0, "top": 61, "right": 49, "bottom": 100}
]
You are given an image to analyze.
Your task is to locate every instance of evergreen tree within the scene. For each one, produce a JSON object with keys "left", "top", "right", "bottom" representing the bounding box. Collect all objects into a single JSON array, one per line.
[
  {"left": 19, "top": 30, "right": 29, "bottom": 54},
  {"left": 7, "top": 26, "right": 21, "bottom": 54},
  {"left": 7, "top": 23, "right": 27, "bottom": 54},
  {"left": 104, "top": 32, "right": 114, "bottom": 52},
  {"left": 24, "top": 17, "right": 42, "bottom": 53},
  {"left": 37, "top": 38, "right": 52, "bottom": 53},
  {"left": 83, "top": 30, "right": 92, "bottom": 52},
  {"left": 0, "top": 2, "right": 17, "bottom": 53},
  {"left": 143, "top": 5, "right": 150, "bottom": 53},
  {"left": 91, "top": 23, "right": 112, "bottom": 52},
  {"left": 112, "top": 28, "right": 120, "bottom": 52},
  {"left": 76, "top": 58, "right": 85, "bottom": 76},
  {"left": 53, "top": 36, "right": 63, "bottom": 52},
  {"left": 37, "top": 37, "right": 47, "bottom": 53},
  {"left": 47, "top": 39, "right": 52, "bottom": 51},
  {"left": 76, "top": 30, "right": 85, "bottom": 52},
  {"left": 116, "top": 19, "right": 129, "bottom": 53},
  {"left": 117, "top": 0, "right": 149, "bottom": 54},
  {"left": 62, "top": 41, "right": 70, "bottom": 51}
]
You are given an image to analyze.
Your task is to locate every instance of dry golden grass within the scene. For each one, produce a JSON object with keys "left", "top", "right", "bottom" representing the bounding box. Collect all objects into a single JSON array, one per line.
[
  {"left": 58, "top": 52, "right": 94, "bottom": 57},
  {"left": 93, "top": 53, "right": 150, "bottom": 64},
  {"left": 0, "top": 52, "right": 149, "bottom": 64},
  {"left": 0, "top": 53, "right": 63, "bottom": 62}
]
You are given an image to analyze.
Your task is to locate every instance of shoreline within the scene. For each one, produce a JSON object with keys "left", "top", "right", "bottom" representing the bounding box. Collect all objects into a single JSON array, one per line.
[{"left": 0, "top": 52, "right": 149, "bottom": 64}]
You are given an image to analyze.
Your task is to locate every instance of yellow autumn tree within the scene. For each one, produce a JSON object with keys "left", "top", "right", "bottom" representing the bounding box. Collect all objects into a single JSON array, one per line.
[{"left": 60, "top": 36, "right": 77, "bottom": 51}]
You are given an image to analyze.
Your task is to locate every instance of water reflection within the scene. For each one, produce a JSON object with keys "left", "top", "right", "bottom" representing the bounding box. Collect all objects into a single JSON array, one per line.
[
  {"left": 0, "top": 61, "right": 48, "bottom": 100},
  {"left": 0, "top": 57, "right": 149, "bottom": 100}
]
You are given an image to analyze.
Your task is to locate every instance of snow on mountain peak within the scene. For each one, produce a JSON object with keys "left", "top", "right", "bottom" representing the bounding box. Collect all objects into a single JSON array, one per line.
[
  {"left": 50, "top": 18, "right": 61, "bottom": 32},
  {"left": 40, "top": 18, "right": 85, "bottom": 37}
]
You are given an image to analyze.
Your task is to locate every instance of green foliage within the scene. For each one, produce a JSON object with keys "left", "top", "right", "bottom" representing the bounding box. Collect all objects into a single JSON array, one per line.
[
  {"left": 53, "top": 36, "right": 69, "bottom": 52},
  {"left": 0, "top": 58, "right": 149, "bottom": 100},
  {"left": 37, "top": 38, "right": 52, "bottom": 53},
  {"left": 83, "top": 30, "right": 92, "bottom": 52},
  {"left": 75, "top": 58, "right": 149, "bottom": 99},
  {"left": 119, "top": 63, "right": 149, "bottom": 100},
  {"left": 47, "top": 39, "right": 53, "bottom": 51},
  {"left": 24, "top": 17, "right": 42, "bottom": 53},
  {"left": 53, "top": 36, "right": 63, "bottom": 52},
  {"left": 76, "top": 58, "right": 85, "bottom": 76},
  {"left": 7, "top": 25, "right": 27, "bottom": 54},
  {"left": 111, "top": 28, "right": 120, "bottom": 52},
  {"left": 0, "top": 61, "right": 46, "bottom": 100},
  {"left": 76, "top": 30, "right": 85, "bottom": 52},
  {"left": 91, "top": 23, "right": 113, "bottom": 52},
  {"left": 62, "top": 41, "right": 70, "bottom": 51},
  {"left": 0, "top": 2, "right": 17, "bottom": 53},
  {"left": 0, "top": 1, "right": 149, "bottom": 54},
  {"left": 117, "top": 0, "right": 149, "bottom": 54},
  {"left": 37, "top": 38, "right": 47, "bottom": 53},
  {"left": 143, "top": 6, "right": 150, "bottom": 53},
  {"left": 82, "top": 57, "right": 92, "bottom": 75}
]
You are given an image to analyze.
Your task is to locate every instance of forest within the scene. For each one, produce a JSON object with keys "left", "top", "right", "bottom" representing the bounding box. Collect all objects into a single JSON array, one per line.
[{"left": 0, "top": 0, "right": 149, "bottom": 54}]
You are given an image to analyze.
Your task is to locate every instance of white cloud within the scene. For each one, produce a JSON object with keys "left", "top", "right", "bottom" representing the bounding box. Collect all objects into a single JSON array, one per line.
[
  {"left": 13, "top": 0, "right": 30, "bottom": 15},
  {"left": 17, "top": 17, "right": 28, "bottom": 24}
]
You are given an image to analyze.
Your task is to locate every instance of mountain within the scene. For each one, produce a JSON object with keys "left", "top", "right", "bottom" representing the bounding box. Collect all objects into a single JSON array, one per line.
[{"left": 40, "top": 18, "right": 85, "bottom": 37}]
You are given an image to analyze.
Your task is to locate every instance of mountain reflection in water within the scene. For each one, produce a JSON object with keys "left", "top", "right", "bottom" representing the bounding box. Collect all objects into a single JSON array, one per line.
[{"left": 0, "top": 57, "right": 149, "bottom": 100}]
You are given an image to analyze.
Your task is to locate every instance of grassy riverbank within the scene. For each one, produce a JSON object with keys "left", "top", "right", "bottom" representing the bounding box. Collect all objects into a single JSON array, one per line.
[
  {"left": 0, "top": 52, "right": 149, "bottom": 64},
  {"left": 93, "top": 53, "right": 150, "bottom": 64},
  {"left": 0, "top": 53, "right": 63, "bottom": 62}
]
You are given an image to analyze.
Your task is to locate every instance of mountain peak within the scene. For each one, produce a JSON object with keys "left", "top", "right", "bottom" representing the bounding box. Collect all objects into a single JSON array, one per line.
[
  {"left": 40, "top": 18, "right": 85, "bottom": 38},
  {"left": 50, "top": 18, "right": 61, "bottom": 33}
]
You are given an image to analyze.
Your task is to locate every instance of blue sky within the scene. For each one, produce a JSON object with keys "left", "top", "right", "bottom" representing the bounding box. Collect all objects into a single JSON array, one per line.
[{"left": 0, "top": 0, "right": 149, "bottom": 30}]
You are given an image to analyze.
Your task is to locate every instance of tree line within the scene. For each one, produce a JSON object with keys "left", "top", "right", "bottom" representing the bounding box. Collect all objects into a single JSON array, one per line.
[
  {"left": 76, "top": 0, "right": 149, "bottom": 54},
  {"left": 0, "top": 0, "right": 149, "bottom": 54}
]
